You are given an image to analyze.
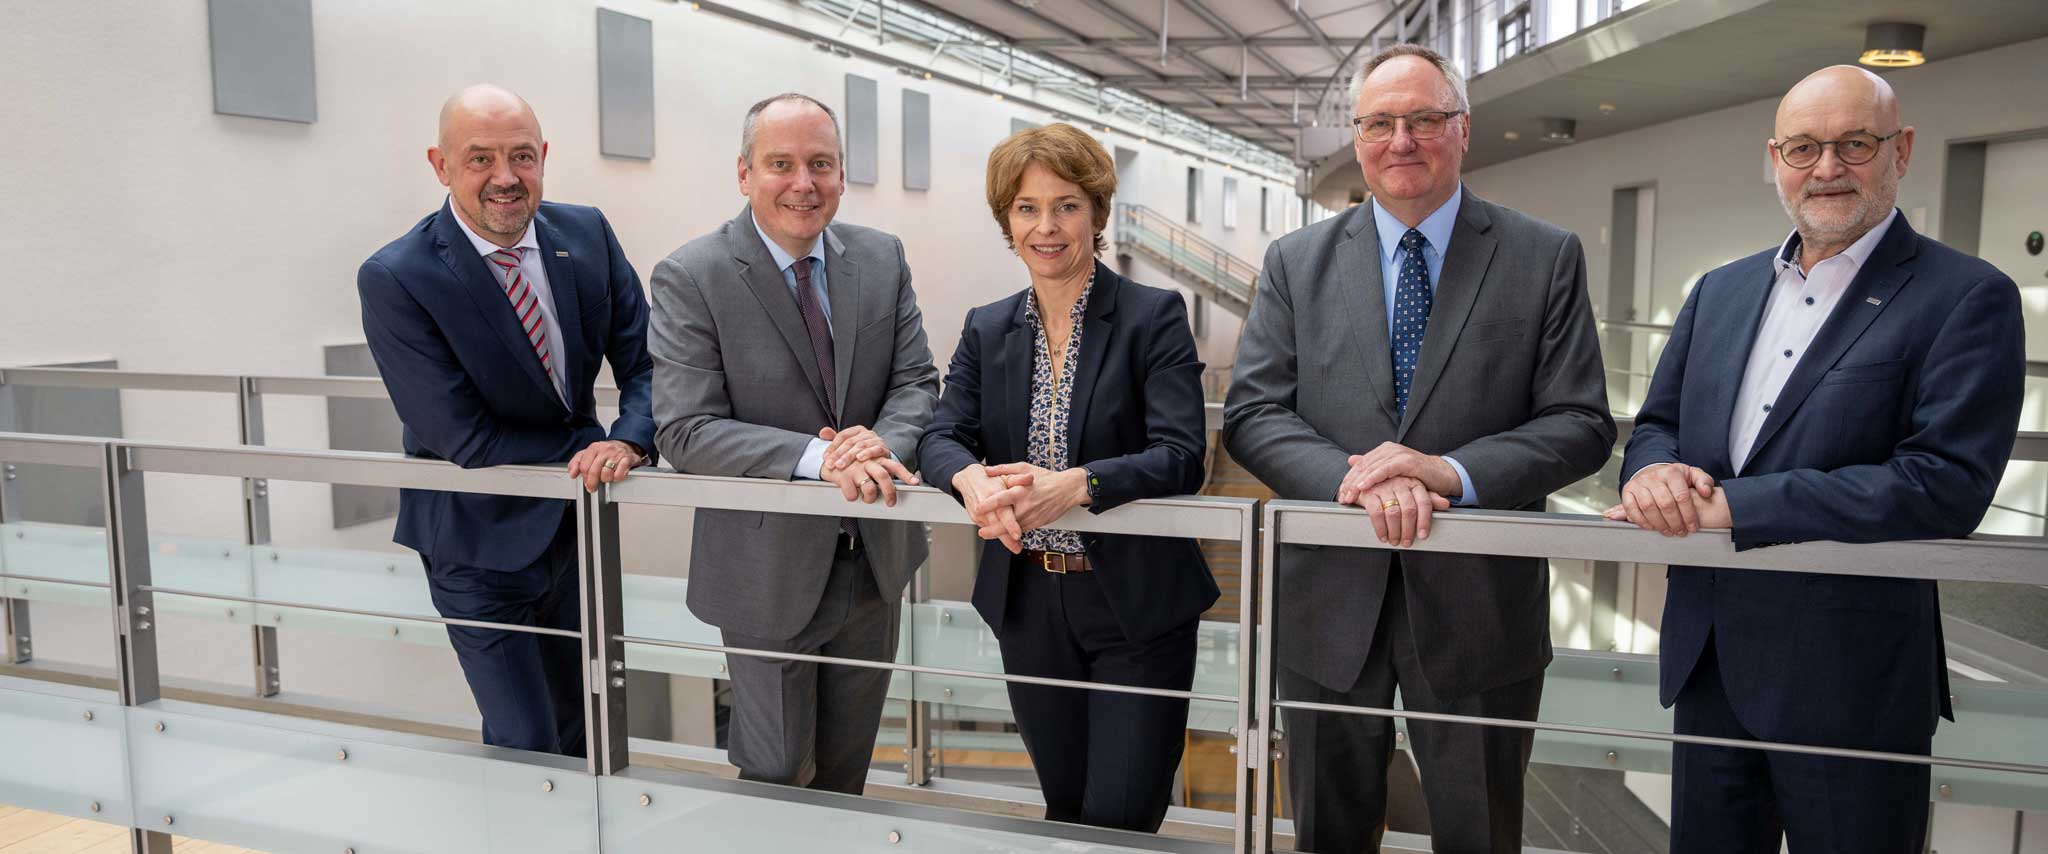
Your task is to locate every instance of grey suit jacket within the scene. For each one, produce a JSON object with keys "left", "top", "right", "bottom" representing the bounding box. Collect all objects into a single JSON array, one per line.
[
  {"left": 1222, "top": 188, "right": 1614, "bottom": 698},
  {"left": 650, "top": 206, "right": 940, "bottom": 641}
]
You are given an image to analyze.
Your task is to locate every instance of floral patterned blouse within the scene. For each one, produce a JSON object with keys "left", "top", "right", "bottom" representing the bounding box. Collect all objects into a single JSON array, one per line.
[{"left": 1019, "top": 271, "right": 1094, "bottom": 554}]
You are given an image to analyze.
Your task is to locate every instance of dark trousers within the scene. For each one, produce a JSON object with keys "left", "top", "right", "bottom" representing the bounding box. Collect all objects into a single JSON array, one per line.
[
  {"left": 424, "top": 528, "right": 586, "bottom": 757},
  {"left": 1671, "top": 639, "right": 1932, "bottom": 854},
  {"left": 721, "top": 540, "right": 900, "bottom": 795},
  {"left": 996, "top": 557, "right": 1198, "bottom": 832},
  {"left": 1281, "top": 562, "right": 1542, "bottom": 854}
]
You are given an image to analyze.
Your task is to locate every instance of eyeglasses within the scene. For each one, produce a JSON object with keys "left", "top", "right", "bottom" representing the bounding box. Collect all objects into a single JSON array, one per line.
[
  {"left": 1771, "top": 130, "right": 1901, "bottom": 169},
  {"left": 1351, "top": 110, "right": 1464, "bottom": 143}
]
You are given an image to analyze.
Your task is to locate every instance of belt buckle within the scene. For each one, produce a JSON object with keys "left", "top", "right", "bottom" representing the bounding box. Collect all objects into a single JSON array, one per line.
[{"left": 1041, "top": 552, "right": 1070, "bottom": 574}]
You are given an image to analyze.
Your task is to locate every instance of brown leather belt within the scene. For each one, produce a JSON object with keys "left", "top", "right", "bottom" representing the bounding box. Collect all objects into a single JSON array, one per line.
[{"left": 1021, "top": 549, "right": 1091, "bottom": 573}]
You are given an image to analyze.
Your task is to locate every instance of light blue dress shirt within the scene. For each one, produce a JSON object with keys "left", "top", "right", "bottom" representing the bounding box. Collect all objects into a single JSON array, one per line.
[
  {"left": 1368, "top": 188, "right": 1478, "bottom": 507},
  {"left": 752, "top": 214, "right": 837, "bottom": 481}
]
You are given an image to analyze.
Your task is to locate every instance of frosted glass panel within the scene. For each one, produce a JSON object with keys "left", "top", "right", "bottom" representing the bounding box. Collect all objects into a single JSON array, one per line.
[
  {"left": 127, "top": 701, "right": 595, "bottom": 853},
  {"left": 0, "top": 680, "right": 131, "bottom": 825}
]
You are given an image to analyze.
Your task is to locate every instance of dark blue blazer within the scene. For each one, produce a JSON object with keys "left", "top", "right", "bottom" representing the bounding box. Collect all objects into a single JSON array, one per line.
[
  {"left": 1623, "top": 214, "right": 2024, "bottom": 751},
  {"left": 920, "top": 263, "right": 1220, "bottom": 643},
  {"left": 358, "top": 201, "right": 657, "bottom": 571}
]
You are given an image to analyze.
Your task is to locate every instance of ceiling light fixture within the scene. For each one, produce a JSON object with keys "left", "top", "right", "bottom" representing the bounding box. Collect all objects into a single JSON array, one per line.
[
  {"left": 1539, "top": 117, "right": 1576, "bottom": 144},
  {"left": 1859, "top": 22, "right": 1926, "bottom": 67}
]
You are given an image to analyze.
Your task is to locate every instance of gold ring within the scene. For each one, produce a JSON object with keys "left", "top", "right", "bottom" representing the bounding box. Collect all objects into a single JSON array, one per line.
[
  {"left": 998, "top": 474, "right": 1010, "bottom": 487},
  {"left": 860, "top": 478, "right": 874, "bottom": 487},
  {"left": 1381, "top": 499, "right": 1401, "bottom": 509},
  {"left": 602, "top": 460, "right": 618, "bottom": 470}
]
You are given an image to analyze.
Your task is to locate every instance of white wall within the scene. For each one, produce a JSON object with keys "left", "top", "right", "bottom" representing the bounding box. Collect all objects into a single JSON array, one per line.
[
  {"left": 1463, "top": 35, "right": 2048, "bottom": 334},
  {"left": 0, "top": 0, "right": 1299, "bottom": 718}
]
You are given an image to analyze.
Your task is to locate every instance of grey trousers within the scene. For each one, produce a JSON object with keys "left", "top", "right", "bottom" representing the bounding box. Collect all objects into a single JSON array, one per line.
[
  {"left": 721, "top": 542, "right": 901, "bottom": 795},
  {"left": 1281, "top": 562, "right": 1544, "bottom": 854}
]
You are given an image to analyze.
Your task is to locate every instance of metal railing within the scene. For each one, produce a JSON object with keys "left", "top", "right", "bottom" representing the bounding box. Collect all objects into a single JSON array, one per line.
[
  {"left": 1115, "top": 203, "right": 1260, "bottom": 317},
  {"left": 6, "top": 365, "right": 2048, "bottom": 853}
]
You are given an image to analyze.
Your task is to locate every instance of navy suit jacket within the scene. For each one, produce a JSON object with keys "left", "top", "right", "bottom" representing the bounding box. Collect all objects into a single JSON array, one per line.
[
  {"left": 921, "top": 263, "right": 1220, "bottom": 643},
  {"left": 1622, "top": 214, "right": 2024, "bottom": 751},
  {"left": 358, "top": 201, "right": 657, "bottom": 571}
]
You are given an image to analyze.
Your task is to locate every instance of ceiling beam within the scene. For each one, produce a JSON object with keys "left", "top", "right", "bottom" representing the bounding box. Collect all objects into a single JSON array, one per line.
[
  {"left": 1020, "top": 35, "right": 1329, "bottom": 49},
  {"left": 1068, "top": 0, "right": 1293, "bottom": 135},
  {"left": 1271, "top": 0, "right": 1353, "bottom": 65}
]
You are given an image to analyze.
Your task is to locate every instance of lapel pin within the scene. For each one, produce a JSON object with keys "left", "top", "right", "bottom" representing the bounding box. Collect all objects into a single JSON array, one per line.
[
  {"left": 555, "top": 250, "right": 570, "bottom": 257},
  {"left": 1865, "top": 297, "right": 1882, "bottom": 306}
]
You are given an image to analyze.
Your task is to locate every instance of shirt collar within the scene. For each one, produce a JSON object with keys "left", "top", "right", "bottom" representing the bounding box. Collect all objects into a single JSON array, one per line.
[
  {"left": 449, "top": 197, "right": 539, "bottom": 257},
  {"left": 1773, "top": 207, "right": 1899, "bottom": 278},
  {"left": 1024, "top": 271, "right": 1096, "bottom": 326},
  {"left": 1370, "top": 183, "right": 1462, "bottom": 264},
  {"left": 751, "top": 211, "right": 826, "bottom": 275}
]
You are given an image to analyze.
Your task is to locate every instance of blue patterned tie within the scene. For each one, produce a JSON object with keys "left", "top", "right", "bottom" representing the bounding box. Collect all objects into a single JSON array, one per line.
[{"left": 1391, "top": 228, "right": 1431, "bottom": 418}]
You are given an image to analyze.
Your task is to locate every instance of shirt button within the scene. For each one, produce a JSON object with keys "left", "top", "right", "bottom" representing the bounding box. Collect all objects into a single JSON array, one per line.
[
  {"left": 1804, "top": 297, "right": 1815, "bottom": 305},
  {"left": 1763, "top": 404, "right": 1773, "bottom": 412},
  {"left": 1783, "top": 350, "right": 1793, "bottom": 358}
]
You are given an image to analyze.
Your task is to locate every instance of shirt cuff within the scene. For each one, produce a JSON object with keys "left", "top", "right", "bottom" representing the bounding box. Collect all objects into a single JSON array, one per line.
[
  {"left": 1443, "top": 456, "right": 1478, "bottom": 507},
  {"left": 793, "top": 437, "right": 829, "bottom": 481}
]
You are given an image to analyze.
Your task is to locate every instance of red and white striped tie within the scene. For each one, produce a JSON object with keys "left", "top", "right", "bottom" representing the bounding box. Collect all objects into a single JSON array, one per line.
[{"left": 486, "top": 248, "right": 554, "bottom": 383}]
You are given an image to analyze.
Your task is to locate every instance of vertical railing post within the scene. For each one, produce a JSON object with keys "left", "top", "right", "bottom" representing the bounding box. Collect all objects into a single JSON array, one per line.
[
  {"left": 236, "top": 378, "right": 280, "bottom": 696},
  {"left": 0, "top": 375, "right": 31, "bottom": 665},
  {"left": 1231, "top": 502, "right": 1262, "bottom": 854},
  {"left": 580, "top": 487, "right": 630, "bottom": 775},
  {"left": 103, "top": 442, "right": 171, "bottom": 854},
  {"left": 1248, "top": 502, "right": 1280, "bottom": 854},
  {"left": 903, "top": 546, "right": 933, "bottom": 786}
]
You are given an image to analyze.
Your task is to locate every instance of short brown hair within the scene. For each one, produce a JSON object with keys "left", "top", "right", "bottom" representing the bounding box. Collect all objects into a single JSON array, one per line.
[{"left": 985, "top": 123, "right": 1117, "bottom": 254}]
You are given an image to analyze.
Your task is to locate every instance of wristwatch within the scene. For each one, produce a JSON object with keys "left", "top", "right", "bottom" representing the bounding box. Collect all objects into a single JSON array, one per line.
[{"left": 1082, "top": 466, "right": 1102, "bottom": 503}]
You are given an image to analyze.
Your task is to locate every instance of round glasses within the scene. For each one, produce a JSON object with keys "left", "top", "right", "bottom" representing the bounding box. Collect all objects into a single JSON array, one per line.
[
  {"left": 1351, "top": 110, "right": 1464, "bottom": 143},
  {"left": 1772, "top": 130, "right": 1900, "bottom": 169}
]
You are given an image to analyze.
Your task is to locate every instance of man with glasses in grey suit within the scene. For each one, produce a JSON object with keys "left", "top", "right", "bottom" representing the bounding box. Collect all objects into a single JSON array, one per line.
[
  {"left": 649, "top": 93, "right": 940, "bottom": 794},
  {"left": 1223, "top": 45, "right": 1613, "bottom": 852}
]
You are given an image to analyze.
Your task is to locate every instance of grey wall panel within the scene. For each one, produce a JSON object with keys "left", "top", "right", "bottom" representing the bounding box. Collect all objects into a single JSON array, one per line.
[
  {"left": 597, "top": 9, "right": 656, "bottom": 161},
  {"left": 207, "top": 0, "right": 317, "bottom": 123},
  {"left": 323, "top": 345, "right": 403, "bottom": 529},
  {"left": 2, "top": 360, "right": 120, "bottom": 527},
  {"left": 845, "top": 74, "right": 879, "bottom": 186},
  {"left": 902, "top": 90, "right": 931, "bottom": 192}
]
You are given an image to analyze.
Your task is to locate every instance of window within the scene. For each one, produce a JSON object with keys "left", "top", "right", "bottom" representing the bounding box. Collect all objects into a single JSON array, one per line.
[
  {"left": 1186, "top": 166, "right": 1203, "bottom": 224},
  {"left": 1498, "top": 3, "right": 1533, "bottom": 64},
  {"left": 1260, "top": 186, "right": 1272, "bottom": 233},
  {"left": 1222, "top": 176, "right": 1239, "bottom": 230}
]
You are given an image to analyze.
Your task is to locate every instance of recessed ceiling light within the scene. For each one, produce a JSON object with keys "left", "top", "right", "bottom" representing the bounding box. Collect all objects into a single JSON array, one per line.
[
  {"left": 1597, "top": 103, "right": 1617, "bottom": 115},
  {"left": 1503, "top": 130, "right": 1521, "bottom": 141},
  {"left": 1860, "top": 22, "right": 1926, "bottom": 67}
]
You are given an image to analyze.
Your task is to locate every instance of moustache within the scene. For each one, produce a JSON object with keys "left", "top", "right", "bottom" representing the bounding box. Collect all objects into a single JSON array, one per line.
[{"left": 1800, "top": 178, "right": 1861, "bottom": 200}]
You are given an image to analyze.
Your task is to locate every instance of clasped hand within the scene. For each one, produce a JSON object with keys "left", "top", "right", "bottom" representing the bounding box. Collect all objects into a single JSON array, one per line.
[
  {"left": 566, "top": 440, "right": 643, "bottom": 492},
  {"left": 1603, "top": 464, "right": 1729, "bottom": 536},
  {"left": 950, "top": 462, "right": 1089, "bottom": 555},
  {"left": 818, "top": 425, "right": 919, "bottom": 506},
  {"left": 1333, "top": 443, "right": 1457, "bottom": 547}
]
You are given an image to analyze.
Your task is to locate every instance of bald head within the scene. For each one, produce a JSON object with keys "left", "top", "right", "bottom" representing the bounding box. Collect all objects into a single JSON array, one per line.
[
  {"left": 1775, "top": 65, "right": 1900, "bottom": 138},
  {"left": 439, "top": 84, "right": 541, "bottom": 152},
  {"left": 429, "top": 84, "right": 548, "bottom": 248},
  {"left": 1768, "top": 65, "right": 1914, "bottom": 266}
]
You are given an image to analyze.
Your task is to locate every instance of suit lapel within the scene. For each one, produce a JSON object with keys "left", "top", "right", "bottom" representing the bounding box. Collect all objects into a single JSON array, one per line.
[
  {"left": 534, "top": 213, "right": 583, "bottom": 412},
  {"left": 727, "top": 207, "right": 833, "bottom": 418},
  {"left": 1397, "top": 191, "right": 1496, "bottom": 440},
  {"left": 1702, "top": 256, "right": 1776, "bottom": 475},
  {"left": 1333, "top": 210, "right": 1398, "bottom": 425},
  {"left": 824, "top": 227, "right": 860, "bottom": 423},
  {"left": 432, "top": 204, "right": 557, "bottom": 400},
  {"left": 995, "top": 297, "right": 1035, "bottom": 463},
  {"left": 1740, "top": 218, "right": 1919, "bottom": 471},
  {"left": 1063, "top": 264, "right": 1119, "bottom": 462}
]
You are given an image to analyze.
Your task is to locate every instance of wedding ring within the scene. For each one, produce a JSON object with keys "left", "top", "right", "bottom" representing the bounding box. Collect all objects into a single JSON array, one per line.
[
  {"left": 602, "top": 460, "right": 619, "bottom": 470},
  {"left": 1381, "top": 499, "right": 1401, "bottom": 509}
]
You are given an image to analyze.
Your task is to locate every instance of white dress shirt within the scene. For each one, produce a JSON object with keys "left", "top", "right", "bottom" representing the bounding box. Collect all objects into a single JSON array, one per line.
[
  {"left": 1727, "top": 209, "right": 1898, "bottom": 472},
  {"left": 451, "top": 203, "right": 568, "bottom": 404}
]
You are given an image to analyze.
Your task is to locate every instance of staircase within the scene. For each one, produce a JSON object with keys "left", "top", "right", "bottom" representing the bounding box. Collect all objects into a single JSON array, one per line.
[{"left": 1114, "top": 203, "right": 1260, "bottom": 318}]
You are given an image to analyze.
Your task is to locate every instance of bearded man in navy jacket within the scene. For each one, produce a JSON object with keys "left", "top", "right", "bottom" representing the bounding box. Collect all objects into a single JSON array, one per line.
[{"left": 1611, "top": 66, "right": 2024, "bottom": 853}]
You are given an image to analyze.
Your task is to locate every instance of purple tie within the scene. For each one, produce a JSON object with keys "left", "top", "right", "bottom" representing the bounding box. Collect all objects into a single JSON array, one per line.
[
  {"left": 792, "top": 258, "right": 837, "bottom": 422},
  {"left": 793, "top": 258, "right": 858, "bottom": 544}
]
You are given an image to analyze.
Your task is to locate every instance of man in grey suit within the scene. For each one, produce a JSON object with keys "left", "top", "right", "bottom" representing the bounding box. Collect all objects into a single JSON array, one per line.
[
  {"left": 1222, "top": 46, "right": 1612, "bottom": 852},
  {"left": 649, "top": 93, "right": 940, "bottom": 794}
]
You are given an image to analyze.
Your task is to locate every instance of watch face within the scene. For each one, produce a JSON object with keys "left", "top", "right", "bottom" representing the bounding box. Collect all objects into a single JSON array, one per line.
[{"left": 2029, "top": 231, "right": 2044, "bottom": 256}]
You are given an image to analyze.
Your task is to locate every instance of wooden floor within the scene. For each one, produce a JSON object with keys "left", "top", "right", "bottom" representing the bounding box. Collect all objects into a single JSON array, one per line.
[{"left": 0, "top": 806, "right": 261, "bottom": 853}]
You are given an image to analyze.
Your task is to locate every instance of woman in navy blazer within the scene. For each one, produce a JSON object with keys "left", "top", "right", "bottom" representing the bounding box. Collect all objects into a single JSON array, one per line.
[{"left": 913, "top": 124, "right": 1218, "bottom": 832}]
